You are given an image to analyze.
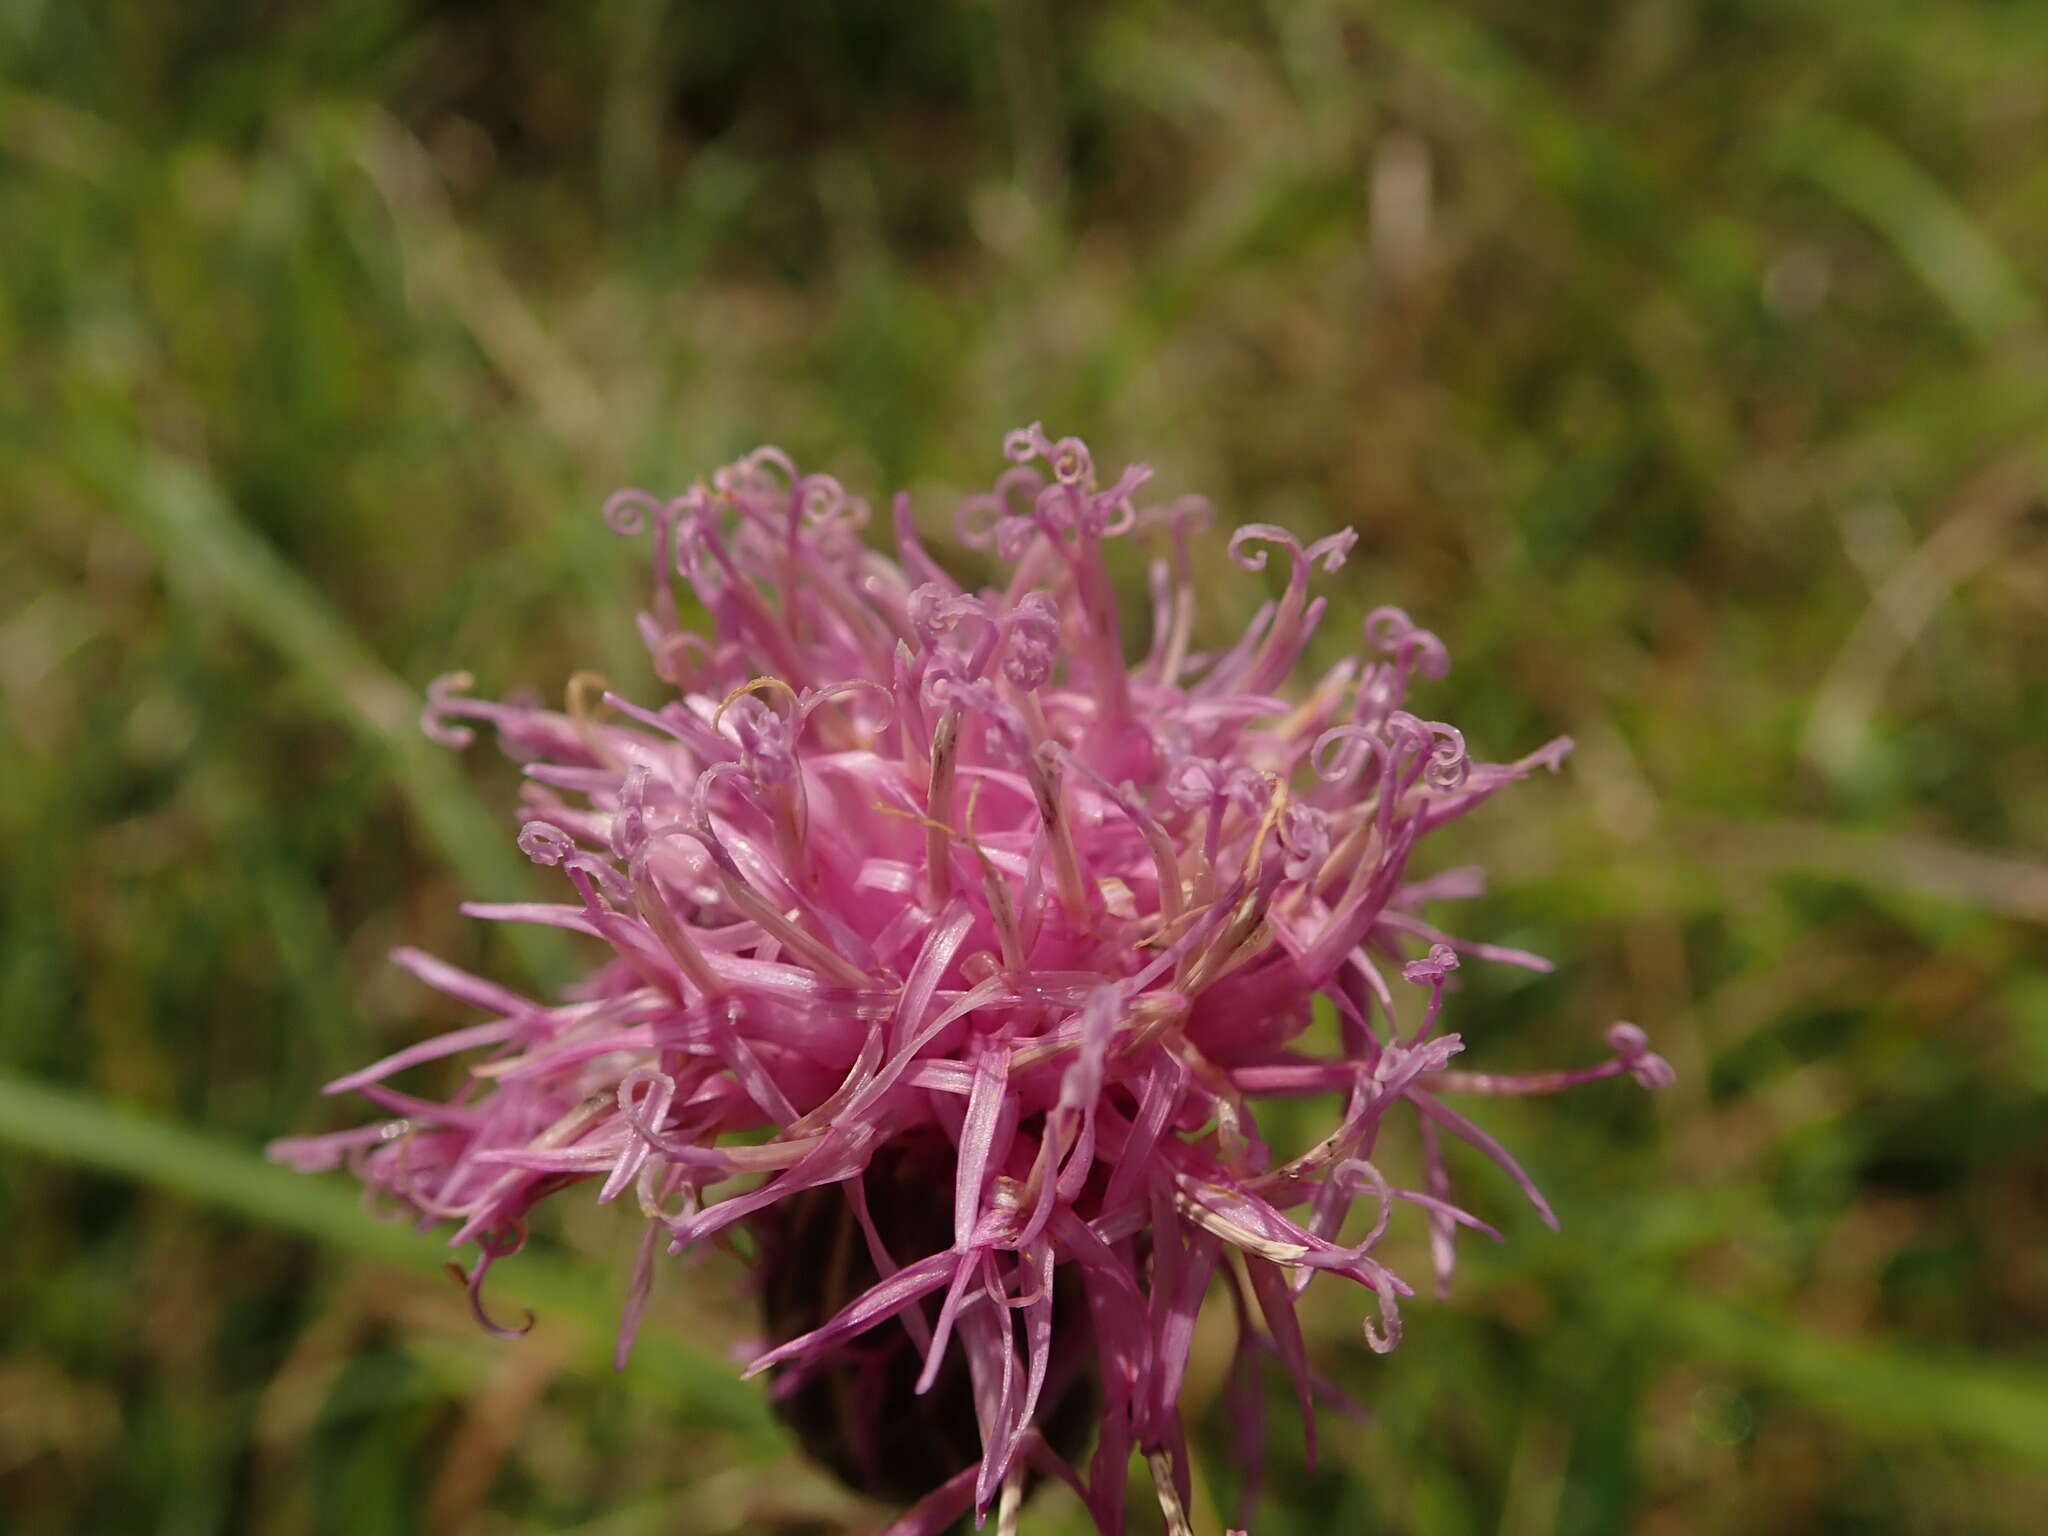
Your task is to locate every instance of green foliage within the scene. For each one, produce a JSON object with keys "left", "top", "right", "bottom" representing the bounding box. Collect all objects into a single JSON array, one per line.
[{"left": 3, "top": 2, "right": 2044, "bottom": 1531}]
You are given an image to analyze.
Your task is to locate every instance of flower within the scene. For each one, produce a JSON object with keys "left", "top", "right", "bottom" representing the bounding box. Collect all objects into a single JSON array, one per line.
[{"left": 270, "top": 426, "right": 1670, "bottom": 1535}]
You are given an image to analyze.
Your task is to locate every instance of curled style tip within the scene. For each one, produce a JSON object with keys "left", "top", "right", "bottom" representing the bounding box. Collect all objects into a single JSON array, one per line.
[{"left": 421, "top": 671, "right": 479, "bottom": 748}]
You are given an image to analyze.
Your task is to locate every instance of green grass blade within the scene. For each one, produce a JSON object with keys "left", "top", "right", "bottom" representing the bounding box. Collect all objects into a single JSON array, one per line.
[
  {"left": 99, "top": 445, "right": 567, "bottom": 986},
  {"left": 1661, "top": 1291, "right": 2048, "bottom": 1465},
  {"left": 1775, "top": 110, "right": 2041, "bottom": 348},
  {"left": 0, "top": 1069, "right": 776, "bottom": 1443}
]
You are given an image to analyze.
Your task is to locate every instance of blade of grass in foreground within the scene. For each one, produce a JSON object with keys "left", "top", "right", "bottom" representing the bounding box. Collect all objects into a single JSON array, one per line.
[
  {"left": 1510, "top": 1208, "right": 2048, "bottom": 1468},
  {"left": 1659, "top": 1288, "right": 2048, "bottom": 1466},
  {"left": 96, "top": 443, "right": 569, "bottom": 988},
  {"left": 0, "top": 1069, "right": 776, "bottom": 1444}
]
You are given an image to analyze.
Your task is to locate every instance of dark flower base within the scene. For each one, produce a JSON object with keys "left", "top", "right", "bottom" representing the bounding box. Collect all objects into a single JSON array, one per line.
[{"left": 758, "top": 1133, "right": 1099, "bottom": 1511}]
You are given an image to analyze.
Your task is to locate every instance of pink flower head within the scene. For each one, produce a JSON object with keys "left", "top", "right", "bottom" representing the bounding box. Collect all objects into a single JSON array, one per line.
[{"left": 272, "top": 427, "right": 1670, "bottom": 1534}]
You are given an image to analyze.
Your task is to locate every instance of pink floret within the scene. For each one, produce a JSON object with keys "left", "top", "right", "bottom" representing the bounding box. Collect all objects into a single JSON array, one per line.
[{"left": 274, "top": 425, "right": 1668, "bottom": 1535}]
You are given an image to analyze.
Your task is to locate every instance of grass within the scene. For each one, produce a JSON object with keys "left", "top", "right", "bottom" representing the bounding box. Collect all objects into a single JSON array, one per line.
[{"left": 4, "top": 2, "right": 2046, "bottom": 1532}]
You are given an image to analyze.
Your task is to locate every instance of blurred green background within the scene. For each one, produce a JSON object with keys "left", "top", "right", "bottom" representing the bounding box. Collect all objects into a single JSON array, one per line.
[{"left": 4, "top": 2, "right": 2047, "bottom": 1532}]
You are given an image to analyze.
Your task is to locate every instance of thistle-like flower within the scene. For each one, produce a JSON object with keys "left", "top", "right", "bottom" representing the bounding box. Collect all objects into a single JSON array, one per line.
[{"left": 271, "top": 427, "right": 1671, "bottom": 1535}]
